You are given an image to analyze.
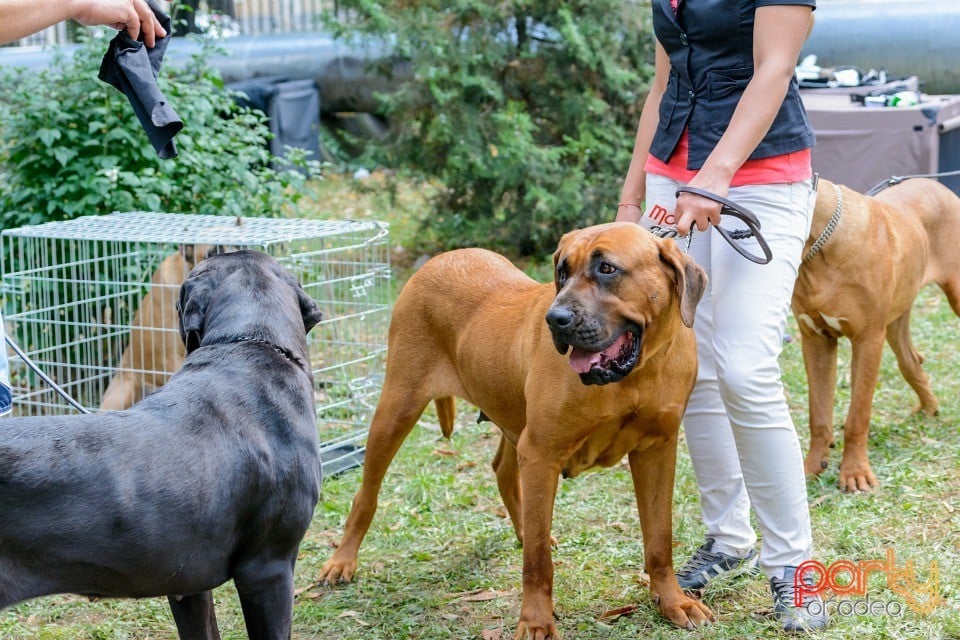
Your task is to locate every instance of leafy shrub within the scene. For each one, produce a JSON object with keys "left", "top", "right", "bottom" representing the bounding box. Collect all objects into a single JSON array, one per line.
[
  {"left": 0, "top": 35, "right": 319, "bottom": 229},
  {"left": 325, "top": 0, "right": 654, "bottom": 256}
]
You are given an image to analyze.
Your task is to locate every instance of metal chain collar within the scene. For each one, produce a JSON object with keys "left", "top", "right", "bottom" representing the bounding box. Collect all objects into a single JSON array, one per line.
[{"left": 802, "top": 183, "right": 844, "bottom": 263}]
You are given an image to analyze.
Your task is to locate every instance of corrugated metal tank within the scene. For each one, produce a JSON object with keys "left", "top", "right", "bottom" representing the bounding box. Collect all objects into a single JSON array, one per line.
[{"left": 801, "top": 0, "right": 960, "bottom": 94}]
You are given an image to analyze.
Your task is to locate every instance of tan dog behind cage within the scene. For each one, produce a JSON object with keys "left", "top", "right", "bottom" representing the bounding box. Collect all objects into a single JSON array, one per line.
[
  {"left": 793, "top": 177, "right": 960, "bottom": 492},
  {"left": 99, "top": 244, "right": 224, "bottom": 411}
]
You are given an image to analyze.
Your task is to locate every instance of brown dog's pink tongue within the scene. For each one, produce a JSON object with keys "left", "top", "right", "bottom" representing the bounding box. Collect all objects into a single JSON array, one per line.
[
  {"left": 567, "top": 333, "right": 633, "bottom": 374},
  {"left": 568, "top": 348, "right": 602, "bottom": 374}
]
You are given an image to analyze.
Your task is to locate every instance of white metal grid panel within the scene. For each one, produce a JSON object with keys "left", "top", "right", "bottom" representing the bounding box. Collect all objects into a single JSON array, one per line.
[{"left": 1, "top": 212, "right": 390, "bottom": 477}]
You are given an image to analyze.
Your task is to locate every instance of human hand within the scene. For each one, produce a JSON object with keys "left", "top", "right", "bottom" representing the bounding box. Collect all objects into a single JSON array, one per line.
[
  {"left": 72, "top": 0, "right": 166, "bottom": 47},
  {"left": 675, "top": 184, "right": 724, "bottom": 236}
]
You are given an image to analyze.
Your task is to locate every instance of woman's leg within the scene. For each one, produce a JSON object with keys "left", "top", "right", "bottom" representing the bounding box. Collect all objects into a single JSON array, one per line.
[
  {"left": 644, "top": 174, "right": 757, "bottom": 558},
  {"left": 707, "top": 180, "right": 815, "bottom": 578}
]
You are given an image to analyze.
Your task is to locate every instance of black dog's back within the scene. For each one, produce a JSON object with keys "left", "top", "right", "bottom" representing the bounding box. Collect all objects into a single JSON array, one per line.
[{"left": 0, "top": 250, "right": 323, "bottom": 638}]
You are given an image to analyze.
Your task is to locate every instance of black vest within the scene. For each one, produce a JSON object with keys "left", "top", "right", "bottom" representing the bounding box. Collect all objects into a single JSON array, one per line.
[{"left": 649, "top": 0, "right": 816, "bottom": 169}]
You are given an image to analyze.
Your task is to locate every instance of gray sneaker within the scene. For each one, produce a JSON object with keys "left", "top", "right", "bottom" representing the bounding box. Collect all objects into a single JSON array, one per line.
[
  {"left": 675, "top": 537, "right": 759, "bottom": 590},
  {"left": 770, "top": 566, "right": 830, "bottom": 633}
]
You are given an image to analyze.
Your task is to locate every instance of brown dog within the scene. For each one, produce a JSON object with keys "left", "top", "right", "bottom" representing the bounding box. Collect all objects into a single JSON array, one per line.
[
  {"left": 319, "top": 223, "right": 713, "bottom": 637},
  {"left": 100, "top": 244, "right": 223, "bottom": 410},
  {"left": 792, "top": 177, "right": 960, "bottom": 492}
]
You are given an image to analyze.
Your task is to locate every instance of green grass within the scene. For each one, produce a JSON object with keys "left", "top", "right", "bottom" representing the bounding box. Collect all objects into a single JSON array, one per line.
[{"left": 2, "top": 175, "right": 958, "bottom": 639}]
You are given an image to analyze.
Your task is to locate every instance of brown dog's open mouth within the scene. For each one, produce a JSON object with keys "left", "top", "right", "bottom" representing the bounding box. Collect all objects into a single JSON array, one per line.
[{"left": 565, "top": 326, "right": 642, "bottom": 385}]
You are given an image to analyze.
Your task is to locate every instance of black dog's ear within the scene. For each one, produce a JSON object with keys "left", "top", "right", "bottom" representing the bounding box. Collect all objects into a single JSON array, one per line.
[
  {"left": 297, "top": 284, "right": 324, "bottom": 333},
  {"left": 177, "top": 280, "right": 208, "bottom": 354}
]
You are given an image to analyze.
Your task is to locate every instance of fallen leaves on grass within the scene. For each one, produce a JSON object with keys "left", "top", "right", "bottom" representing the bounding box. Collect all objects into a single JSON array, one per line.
[
  {"left": 337, "top": 610, "right": 373, "bottom": 626},
  {"left": 448, "top": 588, "right": 508, "bottom": 603},
  {"left": 598, "top": 604, "right": 640, "bottom": 621},
  {"left": 751, "top": 606, "right": 775, "bottom": 619}
]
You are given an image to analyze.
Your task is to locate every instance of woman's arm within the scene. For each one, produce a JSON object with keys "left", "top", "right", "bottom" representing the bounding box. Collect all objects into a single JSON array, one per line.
[
  {"left": 617, "top": 39, "right": 672, "bottom": 223},
  {"left": 0, "top": 0, "right": 165, "bottom": 47},
  {"left": 675, "top": 4, "right": 814, "bottom": 234}
]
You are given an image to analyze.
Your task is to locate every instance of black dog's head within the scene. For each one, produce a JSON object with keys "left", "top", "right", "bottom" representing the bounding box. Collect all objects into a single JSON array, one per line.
[{"left": 177, "top": 250, "right": 324, "bottom": 359}]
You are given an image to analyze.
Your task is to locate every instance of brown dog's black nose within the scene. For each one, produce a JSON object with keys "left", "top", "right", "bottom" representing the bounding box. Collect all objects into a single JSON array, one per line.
[{"left": 546, "top": 306, "right": 575, "bottom": 329}]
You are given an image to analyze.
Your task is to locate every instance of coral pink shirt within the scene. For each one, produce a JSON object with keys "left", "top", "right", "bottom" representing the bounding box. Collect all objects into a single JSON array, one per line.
[
  {"left": 644, "top": 129, "right": 812, "bottom": 186},
  {"left": 648, "top": 0, "right": 812, "bottom": 186}
]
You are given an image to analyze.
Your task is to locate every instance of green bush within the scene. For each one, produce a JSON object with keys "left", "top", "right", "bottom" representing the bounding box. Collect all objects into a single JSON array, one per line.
[
  {"left": 0, "top": 35, "right": 319, "bottom": 229},
  {"left": 326, "top": 0, "right": 654, "bottom": 256}
]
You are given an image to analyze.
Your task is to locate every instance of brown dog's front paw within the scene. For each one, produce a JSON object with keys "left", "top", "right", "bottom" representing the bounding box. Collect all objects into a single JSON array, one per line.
[
  {"left": 838, "top": 458, "right": 879, "bottom": 493},
  {"left": 513, "top": 619, "right": 560, "bottom": 640},
  {"left": 514, "top": 596, "right": 559, "bottom": 640},
  {"left": 656, "top": 591, "right": 715, "bottom": 629},
  {"left": 317, "top": 555, "right": 358, "bottom": 585},
  {"left": 803, "top": 447, "right": 833, "bottom": 476},
  {"left": 911, "top": 399, "right": 939, "bottom": 418},
  {"left": 803, "top": 455, "right": 829, "bottom": 477}
]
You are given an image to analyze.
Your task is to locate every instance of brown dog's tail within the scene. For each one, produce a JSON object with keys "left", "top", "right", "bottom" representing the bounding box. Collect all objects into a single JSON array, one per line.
[{"left": 434, "top": 396, "right": 456, "bottom": 438}]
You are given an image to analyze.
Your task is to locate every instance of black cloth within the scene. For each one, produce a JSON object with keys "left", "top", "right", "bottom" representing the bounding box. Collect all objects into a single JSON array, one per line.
[{"left": 98, "top": 0, "right": 182, "bottom": 159}]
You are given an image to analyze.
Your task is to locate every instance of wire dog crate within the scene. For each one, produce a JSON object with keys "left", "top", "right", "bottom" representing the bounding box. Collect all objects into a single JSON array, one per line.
[{"left": 1, "top": 212, "right": 391, "bottom": 477}]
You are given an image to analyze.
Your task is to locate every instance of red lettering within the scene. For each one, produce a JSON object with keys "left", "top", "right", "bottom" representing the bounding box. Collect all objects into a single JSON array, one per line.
[
  {"left": 795, "top": 560, "right": 826, "bottom": 606},
  {"left": 827, "top": 560, "right": 865, "bottom": 596},
  {"left": 648, "top": 204, "right": 676, "bottom": 226},
  {"left": 798, "top": 551, "right": 943, "bottom": 615},
  {"left": 859, "top": 557, "right": 889, "bottom": 591}
]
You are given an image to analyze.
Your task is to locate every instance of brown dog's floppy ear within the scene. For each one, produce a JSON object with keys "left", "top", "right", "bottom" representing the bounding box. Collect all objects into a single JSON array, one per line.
[
  {"left": 659, "top": 240, "right": 707, "bottom": 328},
  {"left": 297, "top": 284, "right": 324, "bottom": 333},
  {"left": 552, "top": 247, "right": 563, "bottom": 293},
  {"left": 551, "top": 229, "right": 578, "bottom": 293},
  {"left": 177, "top": 280, "right": 208, "bottom": 354}
]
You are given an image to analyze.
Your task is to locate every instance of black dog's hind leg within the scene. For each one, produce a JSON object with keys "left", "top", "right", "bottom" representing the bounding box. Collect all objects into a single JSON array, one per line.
[
  {"left": 234, "top": 556, "right": 296, "bottom": 640},
  {"left": 0, "top": 561, "right": 50, "bottom": 612},
  {"left": 168, "top": 591, "right": 221, "bottom": 640}
]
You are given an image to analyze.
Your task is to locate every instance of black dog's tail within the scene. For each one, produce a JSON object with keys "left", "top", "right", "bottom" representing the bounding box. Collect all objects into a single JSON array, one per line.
[{"left": 435, "top": 397, "right": 455, "bottom": 439}]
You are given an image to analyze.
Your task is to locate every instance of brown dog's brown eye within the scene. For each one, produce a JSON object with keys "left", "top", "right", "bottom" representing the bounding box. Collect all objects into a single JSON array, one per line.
[{"left": 598, "top": 262, "right": 617, "bottom": 275}]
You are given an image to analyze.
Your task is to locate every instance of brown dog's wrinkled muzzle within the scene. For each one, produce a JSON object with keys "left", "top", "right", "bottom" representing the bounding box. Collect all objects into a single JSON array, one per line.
[{"left": 545, "top": 305, "right": 643, "bottom": 385}]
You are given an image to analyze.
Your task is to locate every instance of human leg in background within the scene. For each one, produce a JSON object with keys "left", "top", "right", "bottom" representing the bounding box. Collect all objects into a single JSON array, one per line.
[{"left": 1, "top": 311, "right": 12, "bottom": 417}]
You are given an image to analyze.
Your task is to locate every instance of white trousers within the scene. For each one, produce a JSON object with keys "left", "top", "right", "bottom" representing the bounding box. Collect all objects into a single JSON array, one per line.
[{"left": 644, "top": 173, "right": 816, "bottom": 579}]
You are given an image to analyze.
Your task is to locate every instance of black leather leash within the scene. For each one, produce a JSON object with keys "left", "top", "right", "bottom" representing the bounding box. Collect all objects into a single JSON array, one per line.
[
  {"left": 865, "top": 168, "right": 960, "bottom": 196},
  {"left": 675, "top": 186, "right": 774, "bottom": 265}
]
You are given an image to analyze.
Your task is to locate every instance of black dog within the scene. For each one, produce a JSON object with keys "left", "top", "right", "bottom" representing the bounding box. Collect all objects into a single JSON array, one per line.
[{"left": 0, "top": 250, "right": 324, "bottom": 640}]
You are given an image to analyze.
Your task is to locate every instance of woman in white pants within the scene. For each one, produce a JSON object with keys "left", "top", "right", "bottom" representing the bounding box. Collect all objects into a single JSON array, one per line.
[
  {"left": 643, "top": 175, "right": 815, "bottom": 583},
  {"left": 617, "top": 0, "right": 827, "bottom": 632}
]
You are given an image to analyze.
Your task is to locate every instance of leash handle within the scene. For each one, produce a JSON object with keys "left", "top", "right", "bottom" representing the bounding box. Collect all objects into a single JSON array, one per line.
[{"left": 675, "top": 186, "right": 773, "bottom": 265}]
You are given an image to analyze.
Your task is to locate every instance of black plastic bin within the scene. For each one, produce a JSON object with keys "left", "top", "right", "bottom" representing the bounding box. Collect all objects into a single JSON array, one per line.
[{"left": 228, "top": 76, "right": 322, "bottom": 165}]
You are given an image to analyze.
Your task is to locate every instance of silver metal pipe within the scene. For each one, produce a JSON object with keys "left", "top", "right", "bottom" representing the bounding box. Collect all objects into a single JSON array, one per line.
[
  {"left": 802, "top": 0, "right": 960, "bottom": 95},
  {"left": 0, "top": 32, "right": 407, "bottom": 114}
]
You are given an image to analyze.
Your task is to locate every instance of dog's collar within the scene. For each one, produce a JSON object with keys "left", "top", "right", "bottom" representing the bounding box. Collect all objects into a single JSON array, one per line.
[
  {"left": 803, "top": 183, "right": 844, "bottom": 263},
  {"left": 233, "top": 336, "right": 303, "bottom": 366}
]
